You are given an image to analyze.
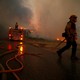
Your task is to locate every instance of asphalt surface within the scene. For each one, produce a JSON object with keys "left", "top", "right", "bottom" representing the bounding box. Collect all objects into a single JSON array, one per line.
[
  {"left": 23, "top": 40, "right": 80, "bottom": 80},
  {"left": 0, "top": 39, "right": 80, "bottom": 80}
]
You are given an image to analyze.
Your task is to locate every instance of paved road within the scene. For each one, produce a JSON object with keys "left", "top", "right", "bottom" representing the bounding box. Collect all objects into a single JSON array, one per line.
[
  {"left": 0, "top": 39, "right": 80, "bottom": 80},
  {"left": 22, "top": 40, "right": 80, "bottom": 80},
  {"left": 0, "top": 40, "right": 21, "bottom": 80}
]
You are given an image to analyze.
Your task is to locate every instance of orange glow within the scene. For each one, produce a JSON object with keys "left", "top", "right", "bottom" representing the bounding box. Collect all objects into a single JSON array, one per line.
[
  {"left": 56, "top": 37, "right": 65, "bottom": 41},
  {"left": 20, "top": 42, "right": 23, "bottom": 45},
  {"left": 19, "top": 46, "right": 23, "bottom": 55},
  {"left": 20, "top": 27, "right": 23, "bottom": 30},
  {"left": 57, "top": 38, "right": 60, "bottom": 41},
  {"left": 18, "top": 42, "right": 24, "bottom": 55},
  {"left": 20, "top": 34, "right": 23, "bottom": 40},
  {"left": 20, "top": 37, "right": 23, "bottom": 40},
  {"left": 21, "top": 34, "right": 23, "bottom": 37},
  {"left": 9, "top": 34, "right": 11, "bottom": 37},
  {"left": 60, "top": 38, "right": 64, "bottom": 41},
  {"left": 20, "top": 46, "right": 23, "bottom": 52},
  {"left": 19, "top": 25, "right": 24, "bottom": 30}
]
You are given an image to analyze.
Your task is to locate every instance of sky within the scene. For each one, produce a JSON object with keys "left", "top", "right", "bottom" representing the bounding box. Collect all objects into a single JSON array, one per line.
[
  {"left": 0, "top": 0, "right": 80, "bottom": 41},
  {"left": 0, "top": 0, "right": 32, "bottom": 38}
]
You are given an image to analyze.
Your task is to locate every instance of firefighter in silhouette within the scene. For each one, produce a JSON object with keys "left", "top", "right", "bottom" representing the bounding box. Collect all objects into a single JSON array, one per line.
[
  {"left": 15, "top": 22, "right": 18, "bottom": 30},
  {"left": 57, "top": 15, "right": 78, "bottom": 60}
]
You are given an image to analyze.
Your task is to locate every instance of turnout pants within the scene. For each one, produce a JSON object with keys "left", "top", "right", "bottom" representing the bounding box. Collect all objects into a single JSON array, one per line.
[{"left": 58, "top": 40, "right": 77, "bottom": 57}]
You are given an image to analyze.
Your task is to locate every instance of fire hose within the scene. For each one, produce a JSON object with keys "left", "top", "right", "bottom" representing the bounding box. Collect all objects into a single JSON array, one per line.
[
  {"left": 0, "top": 49, "right": 24, "bottom": 80},
  {"left": 55, "top": 39, "right": 66, "bottom": 48}
]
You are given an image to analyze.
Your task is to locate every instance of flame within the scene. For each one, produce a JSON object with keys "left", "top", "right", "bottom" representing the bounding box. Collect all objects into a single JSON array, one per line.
[
  {"left": 56, "top": 37, "right": 65, "bottom": 41},
  {"left": 20, "top": 42, "right": 23, "bottom": 45},
  {"left": 57, "top": 38, "right": 60, "bottom": 41},
  {"left": 56, "top": 37, "right": 66, "bottom": 43}
]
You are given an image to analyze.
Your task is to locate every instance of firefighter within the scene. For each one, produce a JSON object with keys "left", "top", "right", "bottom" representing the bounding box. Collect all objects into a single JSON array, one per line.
[
  {"left": 15, "top": 22, "right": 18, "bottom": 30},
  {"left": 57, "top": 15, "right": 78, "bottom": 60}
]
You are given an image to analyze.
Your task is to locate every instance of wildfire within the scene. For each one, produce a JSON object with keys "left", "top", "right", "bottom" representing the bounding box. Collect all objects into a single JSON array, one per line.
[
  {"left": 56, "top": 37, "right": 65, "bottom": 41},
  {"left": 56, "top": 37, "right": 66, "bottom": 43},
  {"left": 57, "top": 38, "right": 60, "bottom": 41}
]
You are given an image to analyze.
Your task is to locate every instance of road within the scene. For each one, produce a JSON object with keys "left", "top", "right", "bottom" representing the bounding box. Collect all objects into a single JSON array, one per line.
[{"left": 0, "top": 39, "right": 80, "bottom": 80}]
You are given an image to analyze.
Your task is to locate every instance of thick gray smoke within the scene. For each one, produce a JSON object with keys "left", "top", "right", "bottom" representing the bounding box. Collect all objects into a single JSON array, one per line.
[
  {"left": 0, "top": 0, "right": 32, "bottom": 38},
  {"left": 1, "top": 0, "right": 80, "bottom": 43},
  {"left": 23, "top": 0, "right": 80, "bottom": 42}
]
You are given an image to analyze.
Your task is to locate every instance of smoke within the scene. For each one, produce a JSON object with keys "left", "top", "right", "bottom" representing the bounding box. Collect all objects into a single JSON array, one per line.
[
  {"left": 23, "top": 0, "right": 80, "bottom": 41},
  {"left": 0, "top": 0, "right": 32, "bottom": 38},
  {"left": 1, "top": 0, "right": 80, "bottom": 41}
]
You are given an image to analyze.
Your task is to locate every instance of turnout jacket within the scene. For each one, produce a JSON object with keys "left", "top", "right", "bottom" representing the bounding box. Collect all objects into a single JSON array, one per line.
[{"left": 65, "top": 21, "right": 77, "bottom": 41}]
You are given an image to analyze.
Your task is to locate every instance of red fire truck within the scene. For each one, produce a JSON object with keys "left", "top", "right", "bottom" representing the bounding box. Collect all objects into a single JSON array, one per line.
[{"left": 8, "top": 27, "right": 24, "bottom": 41}]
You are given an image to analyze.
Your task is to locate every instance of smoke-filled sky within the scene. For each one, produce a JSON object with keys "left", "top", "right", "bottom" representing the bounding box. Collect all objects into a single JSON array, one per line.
[
  {"left": 0, "top": 0, "right": 32, "bottom": 38},
  {"left": 0, "top": 0, "right": 80, "bottom": 41}
]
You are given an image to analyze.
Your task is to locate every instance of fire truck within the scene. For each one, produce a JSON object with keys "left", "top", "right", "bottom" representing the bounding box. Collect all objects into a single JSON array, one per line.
[{"left": 8, "top": 27, "right": 24, "bottom": 41}]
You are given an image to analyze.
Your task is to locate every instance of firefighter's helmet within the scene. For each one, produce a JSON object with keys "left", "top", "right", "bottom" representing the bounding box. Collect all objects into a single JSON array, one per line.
[{"left": 69, "top": 15, "right": 77, "bottom": 19}]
